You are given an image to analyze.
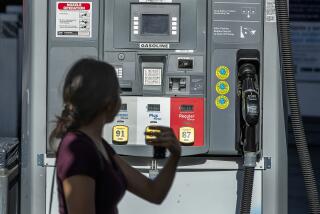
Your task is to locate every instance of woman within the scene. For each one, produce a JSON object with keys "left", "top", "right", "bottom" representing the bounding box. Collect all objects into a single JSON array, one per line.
[{"left": 50, "top": 58, "right": 181, "bottom": 214}]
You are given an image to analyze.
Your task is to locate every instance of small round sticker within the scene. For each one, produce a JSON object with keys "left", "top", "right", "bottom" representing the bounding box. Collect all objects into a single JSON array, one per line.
[
  {"left": 215, "top": 66, "right": 230, "bottom": 80},
  {"left": 215, "top": 95, "right": 230, "bottom": 110},
  {"left": 216, "top": 81, "right": 230, "bottom": 95},
  {"left": 112, "top": 125, "right": 129, "bottom": 144}
]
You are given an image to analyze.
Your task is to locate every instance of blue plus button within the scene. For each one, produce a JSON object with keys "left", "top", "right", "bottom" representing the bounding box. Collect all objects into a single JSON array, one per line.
[
  {"left": 220, "top": 69, "right": 226, "bottom": 75},
  {"left": 219, "top": 98, "right": 225, "bottom": 104},
  {"left": 220, "top": 84, "right": 225, "bottom": 89}
]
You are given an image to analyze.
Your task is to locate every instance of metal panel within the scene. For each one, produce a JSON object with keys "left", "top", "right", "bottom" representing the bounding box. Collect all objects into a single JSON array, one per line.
[
  {"left": 0, "top": 166, "right": 19, "bottom": 214},
  {"left": 262, "top": 1, "right": 288, "bottom": 213},
  {"left": 0, "top": 38, "right": 19, "bottom": 137},
  {"left": 120, "top": 170, "right": 262, "bottom": 214},
  {"left": 21, "top": 1, "right": 48, "bottom": 214},
  {"left": 46, "top": 0, "right": 100, "bottom": 153}
]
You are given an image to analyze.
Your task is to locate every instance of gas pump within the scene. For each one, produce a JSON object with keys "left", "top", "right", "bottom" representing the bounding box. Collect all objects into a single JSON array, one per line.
[{"left": 21, "top": 0, "right": 320, "bottom": 213}]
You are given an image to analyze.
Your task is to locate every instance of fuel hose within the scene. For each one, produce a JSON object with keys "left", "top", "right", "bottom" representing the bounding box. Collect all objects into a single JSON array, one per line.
[
  {"left": 275, "top": 0, "right": 320, "bottom": 212},
  {"left": 240, "top": 166, "right": 255, "bottom": 214}
]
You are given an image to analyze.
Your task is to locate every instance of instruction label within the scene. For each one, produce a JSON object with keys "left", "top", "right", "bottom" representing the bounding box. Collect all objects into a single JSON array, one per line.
[
  {"left": 266, "top": 0, "right": 276, "bottom": 23},
  {"left": 143, "top": 68, "right": 162, "bottom": 86},
  {"left": 56, "top": 2, "right": 92, "bottom": 38}
]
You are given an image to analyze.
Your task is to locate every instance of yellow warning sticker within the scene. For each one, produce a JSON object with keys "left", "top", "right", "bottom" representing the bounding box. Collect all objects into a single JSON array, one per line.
[
  {"left": 216, "top": 81, "right": 230, "bottom": 95},
  {"left": 179, "top": 127, "right": 195, "bottom": 145},
  {"left": 215, "top": 95, "right": 230, "bottom": 110},
  {"left": 112, "top": 125, "right": 129, "bottom": 144},
  {"left": 215, "top": 65, "right": 230, "bottom": 80}
]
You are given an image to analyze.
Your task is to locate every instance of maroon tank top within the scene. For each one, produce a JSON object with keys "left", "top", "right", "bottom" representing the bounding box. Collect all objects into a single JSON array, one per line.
[{"left": 56, "top": 131, "right": 127, "bottom": 214}]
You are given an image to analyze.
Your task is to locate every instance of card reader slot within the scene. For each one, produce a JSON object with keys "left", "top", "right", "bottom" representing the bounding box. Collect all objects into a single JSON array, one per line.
[
  {"left": 120, "top": 88, "right": 133, "bottom": 92},
  {"left": 169, "top": 77, "right": 187, "bottom": 92}
]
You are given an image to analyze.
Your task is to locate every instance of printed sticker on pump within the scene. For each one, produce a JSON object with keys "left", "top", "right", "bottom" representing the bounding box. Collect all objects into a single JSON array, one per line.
[
  {"left": 56, "top": 2, "right": 92, "bottom": 38},
  {"left": 215, "top": 65, "right": 230, "bottom": 80},
  {"left": 179, "top": 127, "right": 195, "bottom": 144},
  {"left": 143, "top": 68, "right": 162, "bottom": 86},
  {"left": 112, "top": 125, "right": 129, "bottom": 144}
]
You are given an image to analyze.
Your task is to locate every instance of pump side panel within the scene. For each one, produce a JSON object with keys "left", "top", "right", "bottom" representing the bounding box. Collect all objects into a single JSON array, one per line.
[
  {"left": 262, "top": 1, "right": 288, "bottom": 213},
  {"left": 47, "top": 0, "right": 100, "bottom": 153},
  {"left": 119, "top": 170, "right": 262, "bottom": 214}
]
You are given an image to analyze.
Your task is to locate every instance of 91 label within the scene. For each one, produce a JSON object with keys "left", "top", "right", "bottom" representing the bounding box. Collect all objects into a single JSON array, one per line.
[
  {"left": 112, "top": 125, "right": 129, "bottom": 144},
  {"left": 179, "top": 127, "right": 195, "bottom": 145}
]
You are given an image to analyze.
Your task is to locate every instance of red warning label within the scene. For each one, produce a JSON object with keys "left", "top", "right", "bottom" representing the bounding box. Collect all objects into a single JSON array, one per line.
[
  {"left": 56, "top": 2, "right": 92, "bottom": 38},
  {"left": 58, "top": 3, "right": 91, "bottom": 10}
]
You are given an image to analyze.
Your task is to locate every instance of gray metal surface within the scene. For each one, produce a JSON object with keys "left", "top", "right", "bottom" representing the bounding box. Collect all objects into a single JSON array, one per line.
[
  {"left": 0, "top": 37, "right": 19, "bottom": 138},
  {"left": 21, "top": 1, "right": 47, "bottom": 214},
  {"left": 208, "top": 0, "right": 263, "bottom": 155},
  {"left": 262, "top": 0, "right": 288, "bottom": 212},
  {"left": 0, "top": 165, "right": 19, "bottom": 214},
  {"left": 47, "top": 0, "right": 100, "bottom": 153}
]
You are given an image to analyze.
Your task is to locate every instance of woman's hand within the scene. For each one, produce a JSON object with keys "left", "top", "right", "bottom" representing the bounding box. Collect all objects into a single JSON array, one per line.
[
  {"left": 115, "top": 125, "right": 181, "bottom": 204},
  {"left": 145, "top": 126, "right": 181, "bottom": 158}
]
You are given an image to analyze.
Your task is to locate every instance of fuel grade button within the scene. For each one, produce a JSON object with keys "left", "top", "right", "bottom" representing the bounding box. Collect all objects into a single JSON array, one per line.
[
  {"left": 216, "top": 81, "right": 230, "bottom": 95},
  {"left": 179, "top": 126, "right": 195, "bottom": 146},
  {"left": 112, "top": 125, "right": 129, "bottom": 145},
  {"left": 215, "top": 95, "right": 230, "bottom": 110},
  {"left": 215, "top": 65, "right": 230, "bottom": 80}
]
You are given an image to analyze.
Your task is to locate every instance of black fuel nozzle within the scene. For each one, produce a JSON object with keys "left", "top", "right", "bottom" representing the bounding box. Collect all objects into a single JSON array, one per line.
[
  {"left": 239, "top": 63, "right": 260, "bottom": 161},
  {"left": 239, "top": 63, "right": 260, "bottom": 128}
]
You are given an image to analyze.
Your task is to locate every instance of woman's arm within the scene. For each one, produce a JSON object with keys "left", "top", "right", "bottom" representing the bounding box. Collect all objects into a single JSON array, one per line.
[
  {"left": 63, "top": 175, "right": 96, "bottom": 214},
  {"left": 113, "top": 126, "right": 181, "bottom": 204}
]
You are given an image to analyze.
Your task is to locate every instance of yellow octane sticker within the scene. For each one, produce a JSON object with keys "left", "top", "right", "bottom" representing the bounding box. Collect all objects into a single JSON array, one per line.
[
  {"left": 179, "top": 127, "right": 195, "bottom": 144},
  {"left": 215, "top": 65, "right": 230, "bottom": 80},
  {"left": 145, "top": 126, "right": 161, "bottom": 140},
  {"left": 216, "top": 81, "right": 230, "bottom": 95},
  {"left": 215, "top": 95, "right": 230, "bottom": 110},
  {"left": 112, "top": 125, "right": 129, "bottom": 143}
]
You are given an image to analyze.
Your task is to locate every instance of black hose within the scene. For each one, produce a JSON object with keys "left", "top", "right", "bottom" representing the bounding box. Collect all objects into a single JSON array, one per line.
[
  {"left": 240, "top": 167, "right": 255, "bottom": 214},
  {"left": 275, "top": 0, "right": 320, "bottom": 213}
]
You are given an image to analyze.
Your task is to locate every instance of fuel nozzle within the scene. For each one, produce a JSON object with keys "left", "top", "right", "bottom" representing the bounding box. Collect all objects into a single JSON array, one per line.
[
  {"left": 239, "top": 63, "right": 260, "bottom": 167},
  {"left": 239, "top": 63, "right": 259, "bottom": 128}
]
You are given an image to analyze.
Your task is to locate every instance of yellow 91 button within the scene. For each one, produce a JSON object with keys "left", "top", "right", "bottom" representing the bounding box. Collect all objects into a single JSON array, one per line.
[
  {"left": 216, "top": 81, "right": 230, "bottom": 95},
  {"left": 112, "top": 125, "right": 129, "bottom": 144},
  {"left": 215, "top": 95, "right": 230, "bottom": 110},
  {"left": 179, "top": 127, "right": 195, "bottom": 145},
  {"left": 216, "top": 66, "right": 230, "bottom": 80}
]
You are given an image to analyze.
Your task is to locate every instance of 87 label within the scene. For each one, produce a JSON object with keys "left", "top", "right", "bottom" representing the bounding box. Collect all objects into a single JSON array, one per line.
[{"left": 179, "top": 127, "right": 195, "bottom": 146}]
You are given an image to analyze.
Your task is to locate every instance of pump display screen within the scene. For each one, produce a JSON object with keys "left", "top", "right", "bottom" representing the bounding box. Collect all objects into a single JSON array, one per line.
[
  {"left": 130, "top": 4, "right": 180, "bottom": 43},
  {"left": 147, "top": 104, "right": 161, "bottom": 112},
  {"left": 180, "top": 105, "right": 194, "bottom": 112},
  {"left": 141, "top": 14, "right": 169, "bottom": 35},
  {"left": 120, "top": 104, "right": 127, "bottom": 111}
]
